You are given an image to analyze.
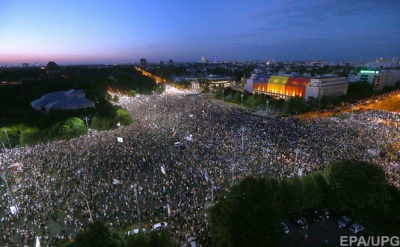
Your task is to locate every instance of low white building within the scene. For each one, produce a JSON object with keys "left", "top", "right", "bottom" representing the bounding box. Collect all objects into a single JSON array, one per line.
[
  {"left": 305, "top": 77, "right": 348, "bottom": 101},
  {"left": 31, "top": 89, "right": 95, "bottom": 112}
]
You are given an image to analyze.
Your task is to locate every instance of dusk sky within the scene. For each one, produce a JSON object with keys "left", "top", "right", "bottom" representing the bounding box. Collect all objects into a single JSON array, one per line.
[{"left": 1, "top": 0, "right": 400, "bottom": 65}]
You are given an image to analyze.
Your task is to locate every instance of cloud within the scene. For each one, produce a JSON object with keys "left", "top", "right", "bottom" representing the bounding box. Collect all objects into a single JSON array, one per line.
[{"left": 247, "top": 0, "right": 400, "bottom": 31}]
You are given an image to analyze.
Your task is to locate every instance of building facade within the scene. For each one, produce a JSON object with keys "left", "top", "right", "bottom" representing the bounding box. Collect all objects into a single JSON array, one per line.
[
  {"left": 31, "top": 89, "right": 95, "bottom": 112},
  {"left": 305, "top": 77, "right": 348, "bottom": 100}
]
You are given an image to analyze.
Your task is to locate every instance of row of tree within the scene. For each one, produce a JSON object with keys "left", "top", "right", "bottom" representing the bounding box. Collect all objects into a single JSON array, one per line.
[
  {"left": 209, "top": 160, "right": 400, "bottom": 247},
  {"left": 60, "top": 221, "right": 173, "bottom": 247},
  {"left": 1, "top": 101, "right": 133, "bottom": 147},
  {"left": 0, "top": 65, "right": 157, "bottom": 147}
]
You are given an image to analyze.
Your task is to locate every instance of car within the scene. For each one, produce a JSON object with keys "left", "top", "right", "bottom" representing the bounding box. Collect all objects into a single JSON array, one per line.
[
  {"left": 338, "top": 216, "right": 351, "bottom": 228},
  {"left": 188, "top": 237, "right": 197, "bottom": 247},
  {"left": 281, "top": 222, "right": 290, "bottom": 234},
  {"left": 153, "top": 222, "right": 168, "bottom": 230},
  {"left": 125, "top": 228, "right": 146, "bottom": 236},
  {"left": 349, "top": 223, "right": 364, "bottom": 234}
]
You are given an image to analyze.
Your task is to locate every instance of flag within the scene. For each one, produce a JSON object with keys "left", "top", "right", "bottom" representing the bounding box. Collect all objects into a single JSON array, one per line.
[
  {"left": 298, "top": 168, "right": 303, "bottom": 177},
  {"left": 388, "top": 152, "right": 398, "bottom": 161},
  {"left": 35, "top": 236, "right": 41, "bottom": 247},
  {"left": 117, "top": 137, "right": 123, "bottom": 143},
  {"left": 205, "top": 171, "right": 209, "bottom": 181},
  {"left": 160, "top": 166, "right": 166, "bottom": 175},
  {"left": 172, "top": 131, "right": 176, "bottom": 137},
  {"left": 167, "top": 203, "right": 171, "bottom": 216},
  {"left": 10, "top": 205, "right": 18, "bottom": 215}
]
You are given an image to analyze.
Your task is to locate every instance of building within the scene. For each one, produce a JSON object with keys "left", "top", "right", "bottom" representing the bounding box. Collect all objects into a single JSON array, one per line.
[
  {"left": 358, "top": 69, "right": 379, "bottom": 84},
  {"left": 248, "top": 73, "right": 309, "bottom": 99},
  {"left": 247, "top": 73, "right": 348, "bottom": 101},
  {"left": 45, "top": 61, "right": 61, "bottom": 77},
  {"left": 305, "top": 77, "right": 348, "bottom": 100},
  {"left": 374, "top": 69, "right": 400, "bottom": 91},
  {"left": 140, "top": 58, "right": 148, "bottom": 69},
  {"left": 31, "top": 89, "right": 95, "bottom": 112}
]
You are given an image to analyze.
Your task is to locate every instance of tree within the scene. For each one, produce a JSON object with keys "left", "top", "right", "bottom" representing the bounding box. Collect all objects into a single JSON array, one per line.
[
  {"left": 301, "top": 174, "right": 322, "bottom": 209},
  {"left": 210, "top": 177, "right": 283, "bottom": 247},
  {"left": 283, "top": 97, "right": 305, "bottom": 115},
  {"left": 19, "top": 127, "right": 41, "bottom": 146},
  {"left": 323, "top": 159, "right": 390, "bottom": 221},
  {"left": 115, "top": 109, "right": 133, "bottom": 126},
  {"left": 279, "top": 177, "right": 304, "bottom": 215},
  {"left": 67, "top": 221, "right": 124, "bottom": 247}
]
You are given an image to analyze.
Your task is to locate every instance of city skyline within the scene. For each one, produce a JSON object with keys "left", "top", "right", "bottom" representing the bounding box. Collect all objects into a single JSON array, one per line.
[{"left": 1, "top": 0, "right": 400, "bottom": 66}]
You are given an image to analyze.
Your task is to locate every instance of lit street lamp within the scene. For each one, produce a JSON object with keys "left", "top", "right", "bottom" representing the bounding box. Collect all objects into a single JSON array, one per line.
[
  {"left": 3, "top": 129, "right": 11, "bottom": 149},
  {"left": 82, "top": 116, "right": 90, "bottom": 135},
  {"left": 134, "top": 183, "right": 141, "bottom": 223},
  {"left": 241, "top": 127, "right": 245, "bottom": 151},
  {"left": 231, "top": 163, "right": 235, "bottom": 187},
  {"left": 0, "top": 170, "right": 15, "bottom": 206}
]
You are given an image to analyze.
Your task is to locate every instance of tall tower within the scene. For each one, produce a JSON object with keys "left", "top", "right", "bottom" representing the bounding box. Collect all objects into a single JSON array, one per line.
[
  {"left": 140, "top": 58, "right": 147, "bottom": 69},
  {"left": 214, "top": 55, "right": 219, "bottom": 63}
]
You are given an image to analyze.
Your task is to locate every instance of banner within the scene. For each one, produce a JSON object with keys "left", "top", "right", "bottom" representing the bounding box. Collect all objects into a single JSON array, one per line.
[
  {"left": 298, "top": 168, "right": 303, "bottom": 177},
  {"left": 160, "top": 166, "right": 166, "bottom": 175}
]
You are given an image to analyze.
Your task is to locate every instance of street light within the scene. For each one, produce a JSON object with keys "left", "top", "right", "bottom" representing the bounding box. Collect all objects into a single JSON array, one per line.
[
  {"left": 134, "top": 183, "right": 141, "bottom": 223},
  {"left": 0, "top": 170, "right": 15, "bottom": 206},
  {"left": 266, "top": 100, "right": 269, "bottom": 114},
  {"left": 241, "top": 127, "right": 245, "bottom": 151},
  {"left": 231, "top": 163, "right": 235, "bottom": 187},
  {"left": 209, "top": 179, "right": 214, "bottom": 202},
  {"left": 82, "top": 117, "right": 90, "bottom": 135},
  {"left": 222, "top": 89, "right": 224, "bottom": 101},
  {"left": 241, "top": 94, "right": 243, "bottom": 106},
  {"left": 80, "top": 180, "right": 93, "bottom": 222},
  {"left": 3, "top": 129, "right": 11, "bottom": 149}
]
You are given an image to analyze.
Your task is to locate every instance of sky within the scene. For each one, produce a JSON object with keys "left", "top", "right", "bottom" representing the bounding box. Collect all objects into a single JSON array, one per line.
[{"left": 0, "top": 0, "right": 400, "bottom": 65}]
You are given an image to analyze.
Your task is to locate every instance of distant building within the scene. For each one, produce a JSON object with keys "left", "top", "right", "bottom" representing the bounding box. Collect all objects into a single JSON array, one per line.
[
  {"left": 374, "top": 69, "right": 400, "bottom": 91},
  {"left": 45, "top": 61, "right": 61, "bottom": 77},
  {"left": 140, "top": 58, "right": 148, "bottom": 69},
  {"left": 248, "top": 74, "right": 309, "bottom": 99},
  {"left": 22, "top": 63, "right": 29, "bottom": 67},
  {"left": 31, "top": 89, "right": 95, "bottom": 112},
  {"left": 247, "top": 73, "right": 348, "bottom": 101},
  {"left": 305, "top": 77, "right": 348, "bottom": 100},
  {"left": 358, "top": 69, "right": 379, "bottom": 84}
]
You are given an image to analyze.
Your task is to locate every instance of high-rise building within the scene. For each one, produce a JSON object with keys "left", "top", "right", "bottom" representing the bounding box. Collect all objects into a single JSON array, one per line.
[
  {"left": 214, "top": 55, "right": 219, "bottom": 63},
  {"left": 140, "top": 58, "right": 148, "bottom": 69}
]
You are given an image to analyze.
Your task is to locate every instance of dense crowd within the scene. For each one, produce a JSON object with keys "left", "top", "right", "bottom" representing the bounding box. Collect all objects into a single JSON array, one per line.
[{"left": 0, "top": 90, "right": 399, "bottom": 246}]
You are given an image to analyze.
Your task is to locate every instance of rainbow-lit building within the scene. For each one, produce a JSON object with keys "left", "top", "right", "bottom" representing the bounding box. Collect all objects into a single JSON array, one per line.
[{"left": 247, "top": 73, "right": 348, "bottom": 101}]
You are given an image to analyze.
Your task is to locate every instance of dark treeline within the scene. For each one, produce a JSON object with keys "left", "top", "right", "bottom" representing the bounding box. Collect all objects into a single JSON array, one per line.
[
  {"left": 0, "top": 66, "right": 157, "bottom": 147},
  {"left": 209, "top": 160, "right": 400, "bottom": 247}
]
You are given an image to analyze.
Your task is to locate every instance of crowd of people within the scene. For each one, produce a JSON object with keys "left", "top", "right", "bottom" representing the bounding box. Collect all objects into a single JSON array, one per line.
[{"left": 0, "top": 89, "right": 399, "bottom": 246}]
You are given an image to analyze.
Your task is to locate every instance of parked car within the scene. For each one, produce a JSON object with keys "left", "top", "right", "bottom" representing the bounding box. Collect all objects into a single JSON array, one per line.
[
  {"left": 349, "top": 223, "right": 364, "bottom": 234},
  {"left": 188, "top": 237, "right": 197, "bottom": 247},
  {"left": 153, "top": 222, "right": 168, "bottom": 230},
  {"left": 281, "top": 222, "right": 290, "bottom": 234},
  {"left": 338, "top": 216, "right": 351, "bottom": 228},
  {"left": 125, "top": 228, "right": 146, "bottom": 236}
]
